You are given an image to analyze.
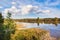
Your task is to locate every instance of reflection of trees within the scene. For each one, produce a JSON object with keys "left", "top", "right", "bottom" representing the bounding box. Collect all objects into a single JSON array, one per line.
[
  {"left": 37, "top": 17, "right": 39, "bottom": 26},
  {"left": 54, "top": 23, "right": 58, "bottom": 26}
]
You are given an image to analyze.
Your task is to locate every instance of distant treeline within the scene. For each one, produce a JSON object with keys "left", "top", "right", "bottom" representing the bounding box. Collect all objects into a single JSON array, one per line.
[{"left": 14, "top": 17, "right": 60, "bottom": 24}]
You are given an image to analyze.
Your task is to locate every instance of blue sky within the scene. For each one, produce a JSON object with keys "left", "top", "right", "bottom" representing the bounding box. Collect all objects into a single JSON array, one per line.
[{"left": 0, "top": 0, "right": 60, "bottom": 19}]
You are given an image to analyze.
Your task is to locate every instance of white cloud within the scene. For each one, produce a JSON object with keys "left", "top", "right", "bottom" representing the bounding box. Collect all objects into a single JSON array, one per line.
[
  {"left": 3, "top": 4, "right": 52, "bottom": 18},
  {"left": 33, "top": 9, "right": 51, "bottom": 14},
  {"left": 3, "top": 5, "right": 39, "bottom": 18},
  {"left": 3, "top": 6, "right": 20, "bottom": 14},
  {"left": 3, "top": 6, "right": 20, "bottom": 18},
  {"left": 2, "top": 9, "right": 8, "bottom": 18},
  {"left": 0, "top": 6, "right": 3, "bottom": 8},
  {"left": 3, "top": 9, "right": 8, "bottom": 13},
  {"left": 3, "top": 5, "right": 50, "bottom": 16},
  {"left": 11, "top": 2, "right": 16, "bottom": 5},
  {"left": 3, "top": 5, "right": 38, "bottom": 15},
  {"left": 9, "top": 6, "right": 20, "bottom": 14},
  {"left": 20, "top": 5, "right": 33, "bottom": 15},
  {"left": 1, "top": 0, "right": 60, "bottom": 18},
  {"left": 42, "top": 10, "right": 51, "bottom": 13},
  {"left": 18, "top": 5, "right": 38, "bottom": 15}
]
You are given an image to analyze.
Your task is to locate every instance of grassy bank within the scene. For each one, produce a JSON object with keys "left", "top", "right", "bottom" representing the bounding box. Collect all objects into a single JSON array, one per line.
[{"left": 11, "top": 28, "right": 51, "bottom": 40}]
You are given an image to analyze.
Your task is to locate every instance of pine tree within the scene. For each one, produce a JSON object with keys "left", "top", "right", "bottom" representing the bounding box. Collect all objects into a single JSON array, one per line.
[
  {"left": 0, "top": 13, "right": 4, "bottom": 27},
  {"left": 0, "top": 13, "right": 4, "bottom": 40}
]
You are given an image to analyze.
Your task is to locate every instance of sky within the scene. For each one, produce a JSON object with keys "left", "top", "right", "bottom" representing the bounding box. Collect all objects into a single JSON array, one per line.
[{"left": 0, "top": 0, "right": 60, "bottom": 19}]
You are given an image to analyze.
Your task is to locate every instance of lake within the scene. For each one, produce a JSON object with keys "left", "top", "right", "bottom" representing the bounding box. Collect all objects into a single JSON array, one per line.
[{"left": 16, "top": 22, "right": 60, "bottom": 38}]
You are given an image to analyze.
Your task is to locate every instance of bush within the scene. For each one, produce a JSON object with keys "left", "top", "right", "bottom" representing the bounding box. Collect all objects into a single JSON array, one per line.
[{"left": 3, "top": 12, "right": 16, "bottom": 40}]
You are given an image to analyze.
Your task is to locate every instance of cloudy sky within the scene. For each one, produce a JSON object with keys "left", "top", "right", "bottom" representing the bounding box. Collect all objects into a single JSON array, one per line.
[{"left": 0, "top": 0, "right": 60, "bottom": 19}]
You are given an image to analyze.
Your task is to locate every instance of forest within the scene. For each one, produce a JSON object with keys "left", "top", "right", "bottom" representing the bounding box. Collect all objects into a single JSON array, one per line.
[{"left": 14, "top": 17, "right": 60, "bottom": 26}]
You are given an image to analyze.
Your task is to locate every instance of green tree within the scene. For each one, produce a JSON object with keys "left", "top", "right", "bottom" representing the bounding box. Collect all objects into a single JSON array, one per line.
[
  {"left": 55, "top": 17, "right": 58, "bottom": 22},
  {"left": 54, "top": 17, "right": 58, "bottom": 26},
  {"left": 4, "top": 12, "right": 16, "bottom": 40},
  {"left": 0, "top": 13, "right": 4, "bottom": 40}
]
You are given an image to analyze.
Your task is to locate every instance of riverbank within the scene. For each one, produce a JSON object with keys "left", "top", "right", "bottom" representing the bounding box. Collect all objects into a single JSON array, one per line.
[{"left": 11, "top": 28, "right": 52, "bottom": 40}]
